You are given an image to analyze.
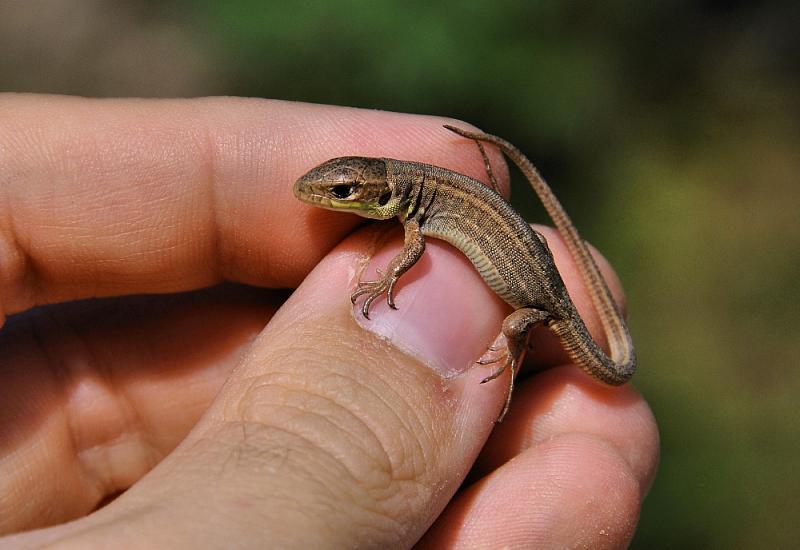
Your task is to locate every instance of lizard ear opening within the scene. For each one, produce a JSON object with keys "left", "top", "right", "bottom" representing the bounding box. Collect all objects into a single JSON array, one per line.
[{"left": 378, "top": 191, "right": 392, "bottom": 206}]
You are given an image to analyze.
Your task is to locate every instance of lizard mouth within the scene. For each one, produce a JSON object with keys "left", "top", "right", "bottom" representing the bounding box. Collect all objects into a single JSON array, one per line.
[
  {"left": 294, "top": 178, "right": 346, "bottom": 207},
  {"left": 293, "top": 180, "right": 328, "bottom": 206},
  {"left": 295, "top": 191, "right": 327, "bottom": 205},
  {"left": 293, "top": 186, "right": 364, "bottom": 211}
]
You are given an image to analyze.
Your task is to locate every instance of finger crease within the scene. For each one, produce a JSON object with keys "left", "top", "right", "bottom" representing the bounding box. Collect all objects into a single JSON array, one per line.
[{"left": 0, "top": 192, "right": 42, "bottom": 317}]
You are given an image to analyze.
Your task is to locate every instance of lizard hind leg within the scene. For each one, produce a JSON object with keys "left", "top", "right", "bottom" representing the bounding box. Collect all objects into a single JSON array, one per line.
[
  {"left": 486, "top": 307, "right": 552, "bottom": 422},
  {"left": 474, "top": 139, "right": 501, "bottom": 194},
  {"left": 443, "top": 124, "right": 501, "bottom": 194}
]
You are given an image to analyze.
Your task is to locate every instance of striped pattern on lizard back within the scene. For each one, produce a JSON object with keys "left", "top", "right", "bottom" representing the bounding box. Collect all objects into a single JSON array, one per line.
[{"left": 407, "top": 162, "right": 570, "bottom": 315}]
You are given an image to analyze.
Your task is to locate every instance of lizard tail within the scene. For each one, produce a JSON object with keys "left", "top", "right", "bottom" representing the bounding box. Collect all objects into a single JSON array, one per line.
[
  {"left": 549, "top": 314, "right": 636, "bottom": 385},
  {"left": 444, "top": 124, "right": 637, "bottom": 384}
]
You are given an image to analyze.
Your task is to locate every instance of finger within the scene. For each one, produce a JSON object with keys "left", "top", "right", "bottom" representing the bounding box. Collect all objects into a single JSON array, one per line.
[
  {"left": 0, "top": 284, "right": 282, "bottom": 534},
  {"left": 477, "top": 367, "right": 658, "bottom": 489},
  {"left": 5, "top": 206, "right": 637, "bottom": 546},
  {"left": 2, "top": 222, "right": 517, "bottom": 547},
  {"left": 420, "top": 434, "right": 643, "bottom": 549},
  {"left": 418, "top": 368, "right": 659, "bottom": 548},
  {"left": 3, "top": 216, "right": 632, "bottom": 544},
  {"left": 0, "top": 94, "right": 508, "bottom": 322}
]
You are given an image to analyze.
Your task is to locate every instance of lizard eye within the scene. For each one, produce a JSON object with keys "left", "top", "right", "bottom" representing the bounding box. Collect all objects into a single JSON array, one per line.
[{"left": 331, "top": 184, "right": 354, "bottom": 199}]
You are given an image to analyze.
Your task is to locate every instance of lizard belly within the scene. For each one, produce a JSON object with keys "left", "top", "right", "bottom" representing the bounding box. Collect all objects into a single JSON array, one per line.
[{"left": 421, "top": 225, "right": 527, "bottom": 309}]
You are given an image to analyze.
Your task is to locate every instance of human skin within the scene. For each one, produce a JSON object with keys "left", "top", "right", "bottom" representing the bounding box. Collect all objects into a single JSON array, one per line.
[{"left": 0, "top": 95, "right": 658, "bottom": 548}]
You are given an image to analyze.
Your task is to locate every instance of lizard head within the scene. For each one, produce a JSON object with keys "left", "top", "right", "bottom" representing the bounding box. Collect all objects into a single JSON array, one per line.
[{"left": 294, "top": 157, "right": 404, "bottom": 219}]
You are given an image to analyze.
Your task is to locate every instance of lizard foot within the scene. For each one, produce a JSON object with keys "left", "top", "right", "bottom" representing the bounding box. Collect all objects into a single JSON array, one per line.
[
  {"left": 477, "top": 346, "right": 521, "bottom": 422},
  {"left": 480, "top": 356, "right": 511, "bottom": 384},
  {"left": 476, "top": 340, "right": 507, "bottom": 366},
  {"left": 476, "top": 352, "right": 506, "bottom": 366},
  {"left": 350, "top": 275, "right": 399, "bottom": 319},
  {"left": 478, "top": 355, "right": 517, "bottom": 422}
]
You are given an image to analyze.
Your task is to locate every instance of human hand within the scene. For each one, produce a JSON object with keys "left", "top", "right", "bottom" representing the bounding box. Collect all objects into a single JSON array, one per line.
[{"left": 0, "top": 95, "right": 658, "bottom": 548}]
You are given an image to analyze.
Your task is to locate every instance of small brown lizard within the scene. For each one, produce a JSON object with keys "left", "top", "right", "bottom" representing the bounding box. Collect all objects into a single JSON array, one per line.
[{"left": 293, "top": 125, "right": 636, "bottom": 420}]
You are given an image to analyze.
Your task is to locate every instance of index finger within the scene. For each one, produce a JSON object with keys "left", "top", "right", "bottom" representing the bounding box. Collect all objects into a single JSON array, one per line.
[{"left": 0, "top": 95, "right": 508, "bottom": 322}]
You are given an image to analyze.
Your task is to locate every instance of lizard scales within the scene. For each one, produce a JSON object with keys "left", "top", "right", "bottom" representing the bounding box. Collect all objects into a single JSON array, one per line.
[{"left": 293, "top": 126, "right": 636, "bottom": 420}]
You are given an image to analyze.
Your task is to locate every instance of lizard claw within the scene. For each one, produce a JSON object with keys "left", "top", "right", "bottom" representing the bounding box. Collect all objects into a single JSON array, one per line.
[
  {"left": 481, "top": 363, "right": 509, "bottom": 384},
  {"left": 476, "top": 342, "right": 507, "bottom": 365},
  {"left": 479, "top": 351, "right": 511, "bottom": 382},
  {"left": 386, "top": 277, "right": 399, "bottom": 309}
]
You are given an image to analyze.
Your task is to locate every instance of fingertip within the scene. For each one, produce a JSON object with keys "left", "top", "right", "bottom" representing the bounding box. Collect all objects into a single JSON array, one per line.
[{"left": 419, "top": 432, "right": 642, "bottom": 549}]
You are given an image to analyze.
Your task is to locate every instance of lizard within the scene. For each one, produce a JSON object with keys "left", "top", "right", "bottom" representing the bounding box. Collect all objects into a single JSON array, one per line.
[{"left": 293, "top": 125, "right": 636, "bottom": 421}]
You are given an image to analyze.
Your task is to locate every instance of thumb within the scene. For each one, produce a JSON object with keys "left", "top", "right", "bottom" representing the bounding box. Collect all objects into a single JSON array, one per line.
[{"left": 6, "top": 224, "right": 511, "bottom": 548}]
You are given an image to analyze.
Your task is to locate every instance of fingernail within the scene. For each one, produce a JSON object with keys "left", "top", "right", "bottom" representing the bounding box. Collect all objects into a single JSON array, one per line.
[{"left": 353, "top": 229, "right": 508, "bottom": 377}]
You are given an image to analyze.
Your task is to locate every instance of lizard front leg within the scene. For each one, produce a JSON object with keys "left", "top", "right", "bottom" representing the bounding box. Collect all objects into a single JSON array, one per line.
[{"left": 351, "top": 219, "right": 425, "bottom": 319}]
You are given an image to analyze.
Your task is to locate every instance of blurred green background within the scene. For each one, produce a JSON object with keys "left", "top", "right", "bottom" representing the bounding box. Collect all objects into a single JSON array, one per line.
[{"left": 2, "top": 1, "right": 798, "bottom": 547}]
